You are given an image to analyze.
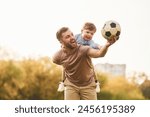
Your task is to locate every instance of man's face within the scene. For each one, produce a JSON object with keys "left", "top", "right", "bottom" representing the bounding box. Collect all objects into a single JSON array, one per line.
[
  {"left": 61, "top": 29, "right": 77, "bottom": 49},
  {"left": 81, "top": 29, "right": 95, "bottom": 41}
]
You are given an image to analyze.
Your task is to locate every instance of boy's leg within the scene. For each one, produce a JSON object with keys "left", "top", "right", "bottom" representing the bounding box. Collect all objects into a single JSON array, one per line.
[
  {"left": 57, "top": 69, "right": 65, "bottom": 92},
  {"left": 96, "top": 81, "right": 100, "bottom": 93},
  {"left": 94, "top": 72, "right": 100, "bottom": 93}
]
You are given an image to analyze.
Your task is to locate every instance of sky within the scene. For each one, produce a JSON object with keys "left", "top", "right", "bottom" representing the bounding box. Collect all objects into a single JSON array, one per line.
[{"left": 0, "top": 0, "right": 150, "bottom": 75}]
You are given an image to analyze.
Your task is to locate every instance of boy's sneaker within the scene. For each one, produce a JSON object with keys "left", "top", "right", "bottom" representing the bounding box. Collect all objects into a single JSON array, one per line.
[
  {"left": 57, "top": 82, "right": 65, "bottom": 92},
  {"left": 96, "top": 82, "right": 100, "bottom": 93}
]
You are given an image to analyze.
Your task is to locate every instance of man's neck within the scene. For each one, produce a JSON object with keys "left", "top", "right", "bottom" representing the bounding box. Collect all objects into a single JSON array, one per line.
[{"left": 62, "top": 45, "right": 78, "bottom": 55}]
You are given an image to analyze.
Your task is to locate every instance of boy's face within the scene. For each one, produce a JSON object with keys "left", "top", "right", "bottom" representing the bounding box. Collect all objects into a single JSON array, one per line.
[{"left": 81, "top": 29, "right": 95, "bottom": 41}]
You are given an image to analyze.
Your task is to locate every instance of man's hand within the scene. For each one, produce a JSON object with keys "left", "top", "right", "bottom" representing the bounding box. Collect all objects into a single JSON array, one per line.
[
  {"left": 106, "top": 36, "right": 119, "bottom": 47},
  {"left": 87, "top": 36, "right": 119, "bottom": 58}
]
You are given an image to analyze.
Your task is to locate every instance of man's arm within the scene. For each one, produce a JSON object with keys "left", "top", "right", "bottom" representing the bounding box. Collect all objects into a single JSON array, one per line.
[
  {"left": 87, "top": 44, "right": 109, "bottom": 58},
  {"left": 89, "top": 40, "right": 99, "bottom": 49},
  {"left": 87, "top": 37, "right": 117, "bottom": 58}
]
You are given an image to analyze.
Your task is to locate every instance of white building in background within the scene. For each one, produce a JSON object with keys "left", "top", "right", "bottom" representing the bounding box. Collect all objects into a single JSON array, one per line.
[{"left": 95, "top": 63, "right": 126, "bottom": 77}]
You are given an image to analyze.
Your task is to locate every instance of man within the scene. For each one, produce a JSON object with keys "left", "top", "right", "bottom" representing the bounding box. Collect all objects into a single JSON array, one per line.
[{"left": 52, "top": 27, "right": 117, "bottom": 100}]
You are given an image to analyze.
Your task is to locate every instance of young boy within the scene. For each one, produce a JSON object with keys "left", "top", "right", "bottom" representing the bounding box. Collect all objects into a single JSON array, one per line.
[
  {"left": 57, "top": 22, "right": 101, "bottom": 93},
  {"left": 75, "top": 22, "right": 99, "bottom": 49}
]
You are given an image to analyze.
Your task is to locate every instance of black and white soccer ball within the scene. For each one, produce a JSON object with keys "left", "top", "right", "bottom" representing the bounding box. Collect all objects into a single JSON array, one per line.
[{"left": 101, "top": 20, "right": 121, "bottom": 40}]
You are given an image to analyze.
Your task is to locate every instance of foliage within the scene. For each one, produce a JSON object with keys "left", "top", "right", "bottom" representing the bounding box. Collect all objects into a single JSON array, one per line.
[
  {"left": 0, "top": 57, "right": 63, "bottom": 100},
  {"left": 0, "top": 60, "right": 25, "bottom": 99},
  {"left": 97, "top": 75, "right": 145, "bottom": 100},
  {"left": 96, "top": 72, "right": 108, "bottom": 88},
  {"left": 139, "top": 79, "right": 150, "bottom": 99},
  {"left": 0, "top": 57, "right": 147, "bottom": 100}
]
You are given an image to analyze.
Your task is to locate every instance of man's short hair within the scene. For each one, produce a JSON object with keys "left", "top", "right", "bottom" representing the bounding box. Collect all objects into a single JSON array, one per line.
[{"left": 56, "top": 27, "right": 69, "bottom": 41}]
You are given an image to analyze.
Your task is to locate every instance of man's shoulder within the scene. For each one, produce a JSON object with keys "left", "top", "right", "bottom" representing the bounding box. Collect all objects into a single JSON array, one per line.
[{"left": 52, "top": 49, "right": 64, "bottom": 64}]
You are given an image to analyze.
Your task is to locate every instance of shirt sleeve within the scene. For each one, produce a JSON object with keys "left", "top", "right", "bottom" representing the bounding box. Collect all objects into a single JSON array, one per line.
[
  {"left": 75, "top": 34, "right": 84, "bottom": 45},
  {"left": 75, "top": 34, "right": 80, "bottom": 40},
  {"left": 52, "top": 50, "right": 62, "bottom": 65}
]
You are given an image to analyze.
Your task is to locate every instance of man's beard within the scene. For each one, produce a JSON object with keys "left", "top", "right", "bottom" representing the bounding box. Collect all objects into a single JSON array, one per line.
[{"left": 65, "top": 43, "right": 75, "bottom": 49}]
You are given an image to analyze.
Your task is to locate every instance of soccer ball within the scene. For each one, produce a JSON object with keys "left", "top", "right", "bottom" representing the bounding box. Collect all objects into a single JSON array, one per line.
[{"left": 101, "top": 20, "right": 121, "bottom": 40}]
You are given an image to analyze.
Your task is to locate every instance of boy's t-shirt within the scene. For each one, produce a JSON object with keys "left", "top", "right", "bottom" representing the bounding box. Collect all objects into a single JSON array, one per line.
[{"left": 75, "top": 34, "right": 99, "bottom": 49}]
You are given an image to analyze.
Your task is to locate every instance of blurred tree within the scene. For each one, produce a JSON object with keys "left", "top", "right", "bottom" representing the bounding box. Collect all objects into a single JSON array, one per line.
[
  {"left": 19, "top": 57, "right": 63, "bottom": 100},
  {"left": 128, "top": 71, "right": 148, "bottom": 85},
  {"left": 0, "top": 60, "right": 25, "bottom": 99},
  {"left": 0, "top": 57, "right": 146, "bottom": 100},
  {"left": 140, "top": 79, "right": 150, "bottom": 99},
  {"left": 96, "top": 72, "right": 108, "bottom": 88},
  {"left": 97, "top": 74, "right": 145, "bottom": 100}
]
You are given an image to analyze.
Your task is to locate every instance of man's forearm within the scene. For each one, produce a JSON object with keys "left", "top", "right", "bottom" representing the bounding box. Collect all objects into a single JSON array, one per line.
[{"left": 97, "top": 44, "right": 109, "bottom": 57}]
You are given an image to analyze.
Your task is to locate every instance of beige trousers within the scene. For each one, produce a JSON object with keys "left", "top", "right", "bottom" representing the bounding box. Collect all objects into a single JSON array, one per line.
[{"left": 64, "top": 78, "right": 97, "bottom": 100}]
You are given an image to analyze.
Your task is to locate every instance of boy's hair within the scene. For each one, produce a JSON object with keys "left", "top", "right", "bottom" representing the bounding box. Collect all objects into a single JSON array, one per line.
[
  {"left": 82, "top": 22, "right": 97, "bottom": 32},
  {"left": 56, "top": 27, "right": 69, "bottom": 41}
]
